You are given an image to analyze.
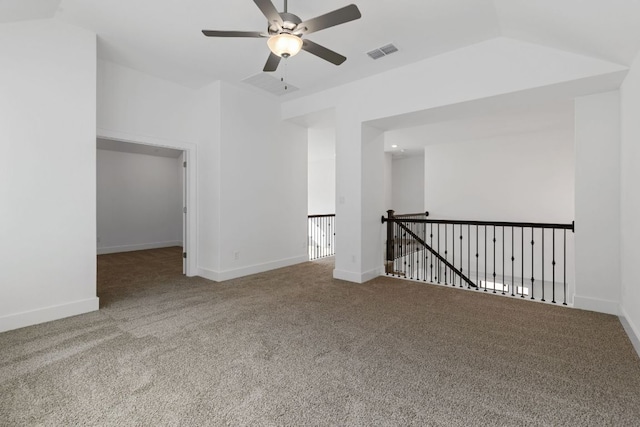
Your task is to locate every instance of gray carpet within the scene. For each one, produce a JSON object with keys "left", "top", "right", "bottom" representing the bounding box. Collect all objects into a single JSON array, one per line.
[{"left": 1, "top": 247, "right": 639, "bottom": 426}]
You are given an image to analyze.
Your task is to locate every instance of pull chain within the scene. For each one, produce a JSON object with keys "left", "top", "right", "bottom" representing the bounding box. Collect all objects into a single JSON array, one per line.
[{"left": 280, "top": 59, "right": 289, "bottom": 91}]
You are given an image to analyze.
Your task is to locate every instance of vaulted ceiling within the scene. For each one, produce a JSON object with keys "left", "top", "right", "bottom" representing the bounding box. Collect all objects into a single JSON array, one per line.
[{"left": 3, "top": 0, "right": 640, "bottom": 97}]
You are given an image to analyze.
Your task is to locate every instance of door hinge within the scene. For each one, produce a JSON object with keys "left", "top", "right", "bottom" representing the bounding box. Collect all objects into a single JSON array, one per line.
[
  {"left": 183, "top": 206, "right": 187, "bottom": 214},
  {"left": 183, "top": 252, "right": 187, "bottom": 259},
  {"left": 183, "top": 161, "right": 187, "bottom": 168}
]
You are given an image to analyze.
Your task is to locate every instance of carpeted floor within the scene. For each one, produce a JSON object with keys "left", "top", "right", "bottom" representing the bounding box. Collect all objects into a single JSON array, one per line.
[{"left": 1, "top": 247, "right": 640, "bottom": 426}]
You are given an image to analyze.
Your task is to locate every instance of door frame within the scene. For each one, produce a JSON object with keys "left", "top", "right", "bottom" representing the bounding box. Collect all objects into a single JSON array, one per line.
[{"left": 96, "top": 128, "right": 198, "bottom": 276}]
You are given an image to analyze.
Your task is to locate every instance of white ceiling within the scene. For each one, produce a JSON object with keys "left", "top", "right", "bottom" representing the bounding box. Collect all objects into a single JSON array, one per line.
[
  {"left": 5, "top": 0, "right": 638, "bottom": 97},
  {"left": 384, "top": 99, "right": 574, "bottom": 158}
]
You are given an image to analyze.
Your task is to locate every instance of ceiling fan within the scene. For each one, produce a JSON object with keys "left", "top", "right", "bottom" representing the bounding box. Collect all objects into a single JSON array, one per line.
[{"left": 202, "top": 0, "right": 362, "bottom": 72}]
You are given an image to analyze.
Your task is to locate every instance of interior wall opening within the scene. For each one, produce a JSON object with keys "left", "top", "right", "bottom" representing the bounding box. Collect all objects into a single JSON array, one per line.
[{"left": 96, "top": 138, "right": 187, "bottom": 305}]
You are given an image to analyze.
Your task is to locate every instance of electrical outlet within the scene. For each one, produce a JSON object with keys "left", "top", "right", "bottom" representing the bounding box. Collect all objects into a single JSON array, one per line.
[{"left": 234, "top": 251, "right": 240, "bottom": 260}]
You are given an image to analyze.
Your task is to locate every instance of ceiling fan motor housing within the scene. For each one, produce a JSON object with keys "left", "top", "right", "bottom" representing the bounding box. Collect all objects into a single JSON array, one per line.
[{"left": 268, "top": 12, "right": 303, "bottom": 35}]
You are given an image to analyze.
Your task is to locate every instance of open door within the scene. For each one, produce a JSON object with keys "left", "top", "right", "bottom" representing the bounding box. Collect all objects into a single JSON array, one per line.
[{"left": 181, "top": 151, "right": 187, "bottom": 275}]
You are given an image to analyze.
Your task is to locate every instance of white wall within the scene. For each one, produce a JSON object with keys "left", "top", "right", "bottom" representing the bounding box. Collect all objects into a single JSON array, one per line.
[
  {"left": 391, "top": 155, "right": 425, "bottom": 214},
  {"left": 212, "top": 82, "right": 308, "bottom": 280},
  {"left": 97, "top": 60, "right": 199, "bottom": 144},
  {"left": 423, "top": 129, "right": 574, "bottom": 222},
  {"left": 574, "top": 91, "right": 621, "bottom": 315},
  {"left": 620, "top": 52, "right": 640, "bottom": 351},
  {"left": 0, "top": 20, "right": 98, "bottom": 332},
  {"left": 96, "top": 149, "right": 182, "bottom": 254},
  {"left": 361, "top": 126, "right": 386, "bottom": 280},
  {"left": 308, "top": 127, "right": 335, "bottom": 215},
  {"left": 383, "top": 153, "right": 393, "bottom": 212},
  {"left": 282, "top": 37, "right": 626, "bottom": 285}
]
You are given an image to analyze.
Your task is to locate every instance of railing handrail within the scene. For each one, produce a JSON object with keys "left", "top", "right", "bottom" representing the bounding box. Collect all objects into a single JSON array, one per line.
[
  {"left": 308, "top": 213, "right": 336, "bottom": 218},
  {"left": 393, "top": 211, "right": 429, "bottom": 219},
  {"left": 383, "top": 216, "right": 574, "bottom": 232}
]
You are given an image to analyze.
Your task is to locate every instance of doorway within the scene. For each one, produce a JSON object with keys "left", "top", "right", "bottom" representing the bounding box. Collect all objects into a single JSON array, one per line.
[
  {"left": 97, "top": 138, "right": 185, "bottom": 266},
  {"left": 95, "top": 133, "right": 197, "bottom": 277}
]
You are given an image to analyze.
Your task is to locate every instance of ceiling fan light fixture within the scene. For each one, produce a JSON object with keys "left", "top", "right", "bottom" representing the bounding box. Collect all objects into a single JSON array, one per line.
[{"left": 267, "top": 33, "right": 303, "bottom": 58}]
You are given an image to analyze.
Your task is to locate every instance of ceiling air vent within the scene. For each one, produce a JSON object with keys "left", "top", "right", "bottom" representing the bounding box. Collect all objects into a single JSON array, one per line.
[
  {"left": 367, "top": 43, "right": 399, "bottom": 60},
  {"left": 242, "top": 73, "right": 299, "bottom": 96}
]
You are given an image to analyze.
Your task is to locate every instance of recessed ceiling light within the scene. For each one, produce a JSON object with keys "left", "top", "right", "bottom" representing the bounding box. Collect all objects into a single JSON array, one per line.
[{"left": 391, "top": 144, "right": 398, "bottom": 148}]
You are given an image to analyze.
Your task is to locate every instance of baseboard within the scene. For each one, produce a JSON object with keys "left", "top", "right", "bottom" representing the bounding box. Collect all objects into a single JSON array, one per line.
[
  {"left": 573, "top": 295, "right": 620, "bottom": 315},
  {"left": 619, "top": 306, "right": 640, "bottom": 359},
  {"left": 197, "top": 255, "right": 308, "bottom": 282},
  {"left": 197, "top": 267, "right": 219, "bottom": 282},
  {"left": 97, "top": 241, "right": 182, "bottom": 255},
  {"left": 0, "top": 297, "right": 99, "bottom": 333},
  {"left": 333, "top": 267, "right": 382, "bottom": 284}
]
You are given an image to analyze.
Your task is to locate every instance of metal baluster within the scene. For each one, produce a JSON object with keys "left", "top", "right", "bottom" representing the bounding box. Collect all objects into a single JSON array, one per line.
[
  {"left": 452, "top": 224, "right": 456, "bottom": 286},
  {"left": 531, "top": 227, "right": 535, "bottom": 300},
  {"left": 492, "top": 225, "right": 496, "bottom": 293},
  {"left": 423, "top": 222, "right": 427, "bottom": 281},
  {"left": 415, "top": 222, "right": 419, "bottom": 280},
  {"left": 412, "top": 220, "right": 416, "bottom": 279},
  {"left": 318, "top": 217, "right": 321, "bottom": 259},
  {"left": 321, "top": 217, "right": 324, "bottom": 259},
  {"left": 484, "top": 226, "right": 487, "bottom": 292},
  {"left": 430, "top": 223, "right": 434, "bottom": 283},
  {"left": 320, "top": 217, "right": 322, "bottom": 258},
  {"left": 333, "top": 216, "right": 335, "bottom": 256},
  {"left": 444, "top": 224, "right": 448, "bottom": 285},
  {"left": 437, "top": 224, "right": 441, "bottom": 283},
  {"left": 396, "top": 221, "right": 400, "bottom": 276},
  {"left": 502, "top": 226, "right": 505, "bottom": 295},
  {"left": 459, "top": 226, "right": 463, "bottom": 288},
  {"left": 324, "top": 217, "right": 327, "bottom": 258},
  {"left": 324, "top": 216, "right": 327, "bottom": 258},
  {"left": 521, "top": 227, "right": 524, "bottom": 298},
  {"left": 467, "top": 224, "right": 471, "bottom": 289},
  {"left": 511, "top": 227, "right": 515, "bottom": 297},
  {"left": 552, "top": 228, "right": 556, "bottom": 303},
  {"left": 541, "top": 229, "right": 545, "bottom": 302},
  {"left": 404, "top": 226, "right": 408, "bottom": 277},
  {"left": 563, "top": 229, "right": 567, "bottom": 305},
  {"left": 476, "top": 225, "right": 479, "bottom": 290},
  {"left": 331, "top": 216, "right": 334, "bottom": 257}
]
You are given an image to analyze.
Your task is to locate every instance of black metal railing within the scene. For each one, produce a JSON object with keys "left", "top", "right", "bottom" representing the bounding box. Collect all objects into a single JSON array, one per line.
[
  {"left": 308, "top": 214, "right": 335, "bottom": 260},
  {"left": 382, "top": 210, "right": 575, "bottom": 305}
]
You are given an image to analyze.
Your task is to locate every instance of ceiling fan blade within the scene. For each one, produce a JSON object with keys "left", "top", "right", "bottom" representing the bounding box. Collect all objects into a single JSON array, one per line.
[
  {"left": 296, "top": 4, "right": 361, "bottom": 35},
  {"left": 263, "top": 52, "right": 281, "bottom": 72},
  {"left": 202, "top": 30, "right": 265, "bottom": 38},
  {"left": 302, "top": 39, "right": 346, "bottom": 65},
  {"left": 254, "top": 0, "right": 283, "bottom": 26}
]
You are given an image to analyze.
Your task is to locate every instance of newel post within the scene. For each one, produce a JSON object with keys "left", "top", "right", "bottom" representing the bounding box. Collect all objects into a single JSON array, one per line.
[{"left": 385, "top": 210, "right": 395, "bottom": 274}]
